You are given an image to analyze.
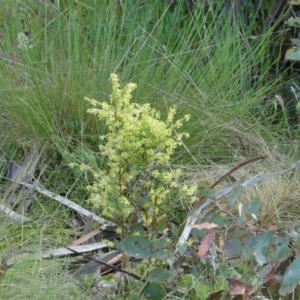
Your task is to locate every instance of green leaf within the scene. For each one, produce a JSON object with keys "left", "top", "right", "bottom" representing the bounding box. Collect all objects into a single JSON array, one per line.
[
  {"left": 269, "top": 248, "right": 292, "bottom": 264},
  {"left": 242, "top": 0, "right": 254, "bottom": 9},
  {"left": 285, "top": 47, "right": 300, "bottom": 61},
  {"left": 148, "top": 267, "right": 171, "bottom": 284},
  {"left": 128, "top": 225, "right": 146, "bottom": 235},
  {"left": 152, "top": 238, "right": 172, "bottom": 249},
  {"left": 289, "top": 0, "right": 300, "bottom": 6},
  {"left": 294, "top": 238, "right": 300, "bottom": 250},
  {"left": 143, "top": 282, "right": 167, "bottom": 299},
  {"left": 242, "top": 234, "right": 260, "bottom": 261},
  {"left": 136, "top": 194, "right": 150, "bottom": 206},
  {"left": 151, "top": 238, "right": 173, "bottom": 260},
  {"left": 156, "top": 219, "right": 169, "bottom": 234},
  {"left": 245, "top": 200, "right": 261, "bottom": 219},
  {"left": 279, "top": 284, "right": 296, "bottom": 297},
  {"left": 151, "top": 249, "right": 174, "bottom": 260},
  {"left": 207, "top": 213, "right": 230, "bottom": 227},
  {"left": 120, "top": 236, "right": 151, "bottom": 259},
  {"left": 267, "top": 236, "right": 291, "bottom": 263},
  {"left": 260, "top": 263, "right": 277, "bottom": 278},
  {"left": 176, "top": 242, "right": 188, "bottom": 256},
  {"left": 232, "top": 229, "right": 250, "bottom": 239},
  {"left": 236, "top": 218, "right": 246, "bottom": 226},
  {"left": 199, "top": 186, "right": 215, "bottom": 199},
  {"left": 227, "top": 183, "right": 243, "bottom": 206},
  {"left": 223, "top": 237, "right": 242, "bottom": 259},
  {"left": 254, "top": 231, "right": 273, "bottom": 266},
  {"left": 120, "top": 236, "right": 174, "bottom": 260},
  {"left": 191, "top": 228, "right": 206, "bottom": 238},
  {"left": 282, "top": 257, "right": 300, "bottom": 287},
  {"left": 291, "top": 39, "right": 300, "bottom": 47},
  {"left": 287, "top": 17, "right": 300, "bottom": 27}
]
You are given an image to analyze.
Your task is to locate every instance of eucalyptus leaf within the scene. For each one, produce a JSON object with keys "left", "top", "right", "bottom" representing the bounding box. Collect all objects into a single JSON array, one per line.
[
  {"left": 285, "top": 47, "right": 300, "bottom": 61},
  {"left": 227, "top": 183, "right": 243, "bottom": 206},
  {"left": 151, "top": 249, "right": 174, "bottom": 260},
  {"left": 291, "top": 39, "right": 300, "bottom": 47},
  {"left": 287, "top": 17, "right": 300, "bottom": 27},
  {"left": 282, "top": 257, "right": 300, "bottom": 287},
  {"left": 254, "top": 231, "right": 273, "bottom": 266},
  {"left": 207, "top": 213, "right": 230, "bottom": 227},
  {"left": 236, "top": 218, "right": 246, "bottom": 226},
  {"left": 242, "top": 234, "right": 261, "bottom": 261},
  {"left": 289, "top": 0, "right": 300, "bottom": 5},
  {"left": 245, "top": 200, "right": 261, "bottom": 219},
  {"left": 267, "top": 236, "right": 291, "bottom": 263},
  {"left": 143, "top": 282, "right": 167, "bottom": 300},
  {"left": 120, "top": 236, "right": 151, "bottom": 259},
  {"left": 223, "top": 237, "right": 242, "bottom": 259},
  {"left": 148, "top": 267, "right": 171, "bottom": 284}
]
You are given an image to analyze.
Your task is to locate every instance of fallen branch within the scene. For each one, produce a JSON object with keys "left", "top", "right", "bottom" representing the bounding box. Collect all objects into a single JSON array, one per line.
[
  {"left": 43, "top": 242, "right": 108, "bottom": 258},
  {"left": 2, "top": 176, "right": 116, "bottom": 227},
  {"left": 0, "top": 204, "right": 31, "bottom": 222},
  {"left": 67, "top": 228, "right": 101, "bottom": 247},
  {"left": 72, "top": 250, "right": 123, "bottom": 280}
]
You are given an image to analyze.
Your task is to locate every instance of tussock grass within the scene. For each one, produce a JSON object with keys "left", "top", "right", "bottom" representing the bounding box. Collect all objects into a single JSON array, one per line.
[{"left": 183, "top": 127, "right": 300, "bottom": 231}]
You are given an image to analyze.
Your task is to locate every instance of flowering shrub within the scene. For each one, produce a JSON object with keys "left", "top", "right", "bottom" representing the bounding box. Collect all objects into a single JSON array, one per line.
[
  {"left": 72, "top": 74, "right": 199, "bottom": 297},
  {"left": 83, "top": 74, "right": 195, "bottom": 231}
]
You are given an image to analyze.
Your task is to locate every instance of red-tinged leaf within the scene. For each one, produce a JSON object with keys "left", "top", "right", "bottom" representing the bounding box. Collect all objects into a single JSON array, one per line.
[
  {"left": 227, "top": 279, "right": 258, "bottom": 296},
  {"left": 262, "top": 277, "right": 281, "bottom": 299},
  {"left": 207, "top": 290, "right": 228, "bottom": 300},
  {"left": 197, "top": 231, "right": 215, "bottom": 259},
  {"left": 264, "top": 264, "right": 277, "bottom": 282},
  {"left": 268, "top": 225, "right": 280, "bottom": 231},
  {"left": 227, "top": 279, "right": 246, "bottom": 295},
  {"left": 190, "top": 222, "right": 219, "bottom": 230},
  {"left": 219, "top": 236, "right": 225, "bottom": 254},
  {"left": 245, "top": 284, "right": 258, "bottom": 295}
]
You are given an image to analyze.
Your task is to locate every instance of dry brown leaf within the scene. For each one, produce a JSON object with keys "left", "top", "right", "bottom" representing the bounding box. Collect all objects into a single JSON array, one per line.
[
  {"left": 265, "top": 265, "right": 277, "bottom": 282},
  {"left": 275, "top": 94, "right": 284, "bottom": 111},
  {"left": 261, "top": 277, "right": 281, "bottom": 299},
  {"left": 197, "top": 230, "right": 215, "bottom": 259},
  {"left": 268, "top": 225, "right": 280, "bottom": 231},
  {"left": 68, "top": 228, "right": 101, "bottom": 247},
  {"left": 219, "top": 236, "right": 225, "bottom": 255},
  {"left": 190, "top": 222, "right": 219, "bottom": 230},
  {"left": 227, "top": 278, "right": 258, "bottom": 296}
]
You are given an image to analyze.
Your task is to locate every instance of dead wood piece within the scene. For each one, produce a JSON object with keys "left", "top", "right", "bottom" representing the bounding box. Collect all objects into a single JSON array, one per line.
[
  {"left": 5, "top": 145, "right": 40, "bottom": 210},
  {"left": 0, "top": 204, "right": 31, "bottom": 222},
  {"left": 1, "top": 177, "right": 116, "bottom": 227},
  {"left": 177, "top": 158, "right": 300, "bottom": 253},
  {"left": 43, "top": 242, "right": 108, "bottom": 258},
  {"left": 81, "top": 215, "right": 93, "bottom": 245},
  {"left": 68, "top": 228, "right": 101, "bottom": 247},
  {"left": 72, "top": 250, "right": 122, "bottom": 280}
]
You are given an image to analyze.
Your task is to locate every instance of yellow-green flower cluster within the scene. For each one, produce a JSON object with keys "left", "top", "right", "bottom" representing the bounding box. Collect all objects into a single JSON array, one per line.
[{"left": 85, "top": 74, "right": 193, "bottom": 225}]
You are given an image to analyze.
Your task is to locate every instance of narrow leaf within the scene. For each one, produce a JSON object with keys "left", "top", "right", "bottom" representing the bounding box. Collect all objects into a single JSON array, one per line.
[{"left": 227, "top": 183, "right": 243, "bottom": 206}]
